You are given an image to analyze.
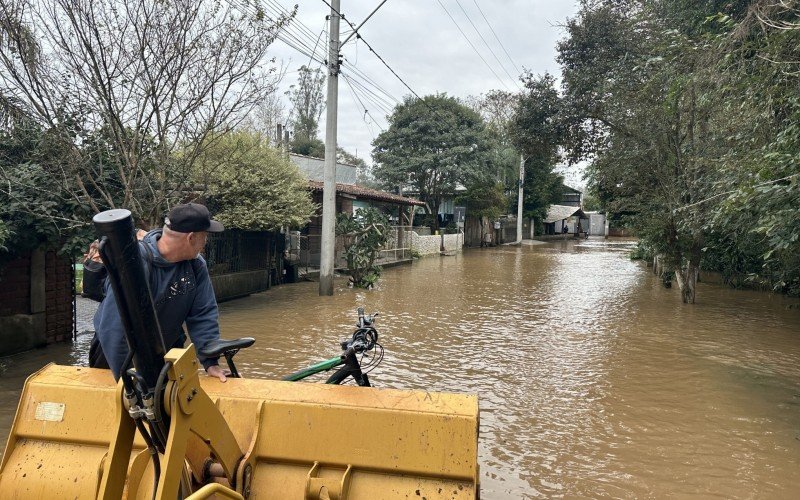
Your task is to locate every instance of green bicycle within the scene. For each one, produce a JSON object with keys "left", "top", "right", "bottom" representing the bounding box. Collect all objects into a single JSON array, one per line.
[{"left": 198, "top": 308, "right": 383, "bottom": 386}]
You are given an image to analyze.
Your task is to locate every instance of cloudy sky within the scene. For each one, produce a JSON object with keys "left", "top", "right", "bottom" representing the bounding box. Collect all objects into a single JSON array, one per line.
[{"left": 266, "top": 0, "right": 582, "bottom": 182}]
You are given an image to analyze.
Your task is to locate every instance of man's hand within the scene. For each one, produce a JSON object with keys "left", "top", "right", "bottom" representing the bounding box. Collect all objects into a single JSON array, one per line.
[{"left": 206, "top": 364, "right": 228, "bottom": 382}]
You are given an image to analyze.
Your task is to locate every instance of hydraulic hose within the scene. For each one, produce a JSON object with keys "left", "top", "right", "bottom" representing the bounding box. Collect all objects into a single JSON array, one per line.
[
  {"left": 133, "top": 418, "right": 161, "bottom": 500},
  {"left": 151, "top": 361, "right": 173, "bottom": 451}
]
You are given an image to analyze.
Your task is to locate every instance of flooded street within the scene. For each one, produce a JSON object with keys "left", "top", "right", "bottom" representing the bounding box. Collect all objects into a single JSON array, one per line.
[{"left": 2, "top": 240, "right": 800, "bottom": 498}]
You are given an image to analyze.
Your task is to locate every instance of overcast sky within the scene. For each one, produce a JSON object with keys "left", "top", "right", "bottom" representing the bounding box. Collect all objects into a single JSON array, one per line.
[{"left": 267, "top": 0, "right": 583, "bottom": 184}]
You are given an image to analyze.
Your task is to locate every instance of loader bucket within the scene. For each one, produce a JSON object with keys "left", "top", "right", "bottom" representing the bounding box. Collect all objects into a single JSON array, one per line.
[{"left": 0, "top": 364, "right": 479, "bottom": 499}]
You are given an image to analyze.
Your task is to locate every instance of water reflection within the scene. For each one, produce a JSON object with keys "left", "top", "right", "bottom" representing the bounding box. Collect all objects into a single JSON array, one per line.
[{"left": 1, "top": 239, "right": 799, "bottom": 498}]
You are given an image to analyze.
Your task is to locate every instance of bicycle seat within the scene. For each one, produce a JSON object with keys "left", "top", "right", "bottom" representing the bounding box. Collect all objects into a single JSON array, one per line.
[{"left": 197, "top": 337, "right": 255, "bottom": 358}]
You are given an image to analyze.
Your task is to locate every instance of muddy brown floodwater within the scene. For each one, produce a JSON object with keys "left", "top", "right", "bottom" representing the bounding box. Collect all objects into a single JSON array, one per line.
[{"left": 2, "top": 239, "right": 800, "bottom": 498}]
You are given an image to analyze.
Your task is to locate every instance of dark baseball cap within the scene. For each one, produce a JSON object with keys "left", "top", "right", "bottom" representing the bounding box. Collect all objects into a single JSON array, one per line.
[{"left": 165, "top": 203, "right": 224, "bottom": 233}]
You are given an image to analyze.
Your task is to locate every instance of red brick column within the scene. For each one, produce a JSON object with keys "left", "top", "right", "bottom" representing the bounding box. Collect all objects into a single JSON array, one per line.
[{"left": 45, "top": 250, "right": 73, "bottom": 344}]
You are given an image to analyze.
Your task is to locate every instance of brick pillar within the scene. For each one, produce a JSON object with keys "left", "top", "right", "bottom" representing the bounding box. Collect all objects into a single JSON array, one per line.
[{"left": 44, "top": 250, "right": 74, "bottom": 344}]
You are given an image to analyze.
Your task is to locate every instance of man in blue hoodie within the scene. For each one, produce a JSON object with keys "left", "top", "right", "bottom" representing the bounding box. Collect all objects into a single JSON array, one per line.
[{"left": 91, "top": 203, "right": 228, "bottom": 382}]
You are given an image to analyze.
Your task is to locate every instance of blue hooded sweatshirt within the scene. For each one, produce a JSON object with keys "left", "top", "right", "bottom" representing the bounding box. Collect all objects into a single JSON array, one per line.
[{"left": 93, "top": 229, "right": 220, "bottom": 379}]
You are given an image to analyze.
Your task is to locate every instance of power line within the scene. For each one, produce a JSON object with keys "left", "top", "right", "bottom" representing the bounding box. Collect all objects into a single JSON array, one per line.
[
  {"left": 341, "top": 0, "right": 391, "bottom": 46},
  {"left": 277, "top": 32, "right": 325, "bottom": 65},
  {"left": 347, "top": 82, "right": 392, "bottom": 117},
  {"left": 471, "top": 0, "right": 522, "bottom": 77},
  {"left": 341, "top": 65, "right": 397, "bottom": 109},
  {"left": 230, "top": 0, "right": 331, "bottom": 132},
  {"left": 342, "top": 73, "right": 384, "bottom": 137},
  {"left": 230, "top": 0, "right": 326, "bottom": 65},
  {"left": 348, "top": 80, "right": 393, "bottom": 115},
  {"left": 307, "top": 27, "right": 326, "bottom": 67},
  {"left": 276, "top": 21, "right": 325, "bottom": 59},
  {"left": 436, "top": 0, "right": 511, "bottom": 91},
  {"left": 318, "top": 0, "right": 427, "bottom": 102},
  {"left": 343, "top": 72, "right": 395, "bottom": 114},
  {"left": 255, "top": 0, "right": 331, "bottom": 63},
  {"left": 343, "top": 78, "right": 393, "bottom": 114},
  {"left": 263, "top": 0, "right": 319, "bottom": 42},
  {"left": 342, "top": 57, "right": 401, "bottom": 104},
  {"left": 453, "top": 0, "right": 519, "bottom": 88},
  {"left": 317, "top": 0, "right": 459, "bottom": 141}
]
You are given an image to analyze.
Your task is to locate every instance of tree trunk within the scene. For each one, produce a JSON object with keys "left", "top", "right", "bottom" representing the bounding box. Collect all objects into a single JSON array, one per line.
[
  {"left": 674, "top": 264, "right": 698, "bottom": 304},
  {"left": 673, "top": 232, "right": 703, "bottom": 304}
]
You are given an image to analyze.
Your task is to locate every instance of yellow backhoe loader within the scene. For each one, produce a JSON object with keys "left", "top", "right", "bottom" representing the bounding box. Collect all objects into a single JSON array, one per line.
[{"left": 0, "top": 209, "right": 479, "bottom": 499}]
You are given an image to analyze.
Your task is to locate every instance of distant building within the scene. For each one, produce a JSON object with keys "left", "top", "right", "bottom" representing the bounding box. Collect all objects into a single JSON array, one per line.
[
  {"left": 543, "top": 204, "right": 587, "bottom": 235},
  {"left": 288, "top": 154, "right": 424, "bottom": 266},
  {"left": 560, "top": 184, "right": 583, "bottom": 207},
  {"left": 403, "top": 184, "right": 467, "bottom": 228}
]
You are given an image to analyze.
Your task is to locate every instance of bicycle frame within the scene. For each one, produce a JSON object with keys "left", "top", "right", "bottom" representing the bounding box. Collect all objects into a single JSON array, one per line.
[
  {"left": 282, "top": 348, "right": 370, "bottom": 386},
  {"left": 282, "top": 356, "right": 342, "bottom": 382}
]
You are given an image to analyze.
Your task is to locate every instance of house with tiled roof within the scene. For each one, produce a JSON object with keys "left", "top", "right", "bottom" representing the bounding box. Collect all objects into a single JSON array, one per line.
[{"left": 290, "top": 154, "right": 424, "bottom": 266}]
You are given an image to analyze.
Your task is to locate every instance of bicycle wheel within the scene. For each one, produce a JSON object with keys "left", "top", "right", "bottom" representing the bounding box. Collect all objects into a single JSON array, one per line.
[{"left": 325, "top": 366, "right": 352, "bottom": 385}]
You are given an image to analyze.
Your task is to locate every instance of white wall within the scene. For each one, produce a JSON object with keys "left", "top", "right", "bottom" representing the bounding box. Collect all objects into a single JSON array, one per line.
[
  {"left": 589, "top": 214, "right": 607, "bottom": 236},
  {"left": 411, "top": 231, "right": 463, "bottom": 256},
  {"left": 289, "top": 154, "right": 357, "bottom": 184}
]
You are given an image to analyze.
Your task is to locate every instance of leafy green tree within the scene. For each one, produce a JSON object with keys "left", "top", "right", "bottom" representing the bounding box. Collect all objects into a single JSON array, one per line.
[
  {"left": 519, "top": 162, "right": 564, "bottom": 226},
  {"left": 509, "top": 72, "right": 565, "bottom": 228},
  {"left": 558, "top": 0, "right": 800, "bottom": 300},
  {"left": 372, "top": 94, "right": 491, "bottom": 230},
  {"left": 0, "top": 124, "right": 92, "bottom": 260},
  {"left": 290, "top": 136, "right": 326, "bottom": 159},
  {"left": 288, "top": 65, "right": 326, "bottom": 147},
  {"left": 457, "top": 182, "right": 507, "bottom": 220},
  {"left": 559, "top": 1, "right": 721, "bottom": 302},
  {"left": 198, "top": 131, "right": 315, "bottom": 230},
  {"left": 510, "top": 72, "right": 563, "bottom": 170},
  {"left": 468, "top": 90, "right": 520, "bottom": 188},
  {"left": 338, "top": 147, "right": 379, "bottom": 188},
  {"left": 456, "top": 182, "right": 507, "bottom": 240},
  {"left": 582, "top": 191, "right": 601, "bottom": 212},
  {"left": 336, "top": 207, "right": 389, "bottom": 288}
]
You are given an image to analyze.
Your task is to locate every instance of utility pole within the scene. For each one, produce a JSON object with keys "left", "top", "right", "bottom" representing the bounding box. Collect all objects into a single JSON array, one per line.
[
  {"left": 319, "top": 0, "right": 340, "bottom": 296},
  {"left": 515, "top": 154, "right": 525, "bottom": 244}
]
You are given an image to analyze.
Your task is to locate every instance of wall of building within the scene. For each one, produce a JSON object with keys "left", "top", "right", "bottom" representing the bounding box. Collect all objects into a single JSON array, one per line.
[
  {"left": 588, "top": 213, "right": 607, "bottom": 236},
  {"left": 211, "top": 270, "right": 269, "bottom": 302},
  {"left": 0, "top": 249, "right": 73, "bottom": 356},
  {"left": 411, "top": 231, "right": 463, "bottom": 256},
  {"left": 289, "top": 154, "right": 357, "bottom": 184}
]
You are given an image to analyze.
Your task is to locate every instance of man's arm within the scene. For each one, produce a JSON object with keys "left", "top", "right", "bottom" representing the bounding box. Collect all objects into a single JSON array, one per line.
[{"left": 184, "top": 257, "right": 226, "bottom": 381}]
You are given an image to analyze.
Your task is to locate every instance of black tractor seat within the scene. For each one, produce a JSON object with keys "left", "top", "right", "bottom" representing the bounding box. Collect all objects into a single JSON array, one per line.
[{"left": 198, "top": 337, "right": 255, "bottom": 358}]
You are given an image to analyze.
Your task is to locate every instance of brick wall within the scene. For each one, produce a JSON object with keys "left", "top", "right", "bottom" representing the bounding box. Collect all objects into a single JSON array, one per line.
[
  {"left": 45, "top": 250, "right": 73, "bottom": 344},
  {"left": 0, "top": 254, "right": 32, "bottom": 316},
  {"left": 0, "top": 250, "right": 73, "bottom": 351}
]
